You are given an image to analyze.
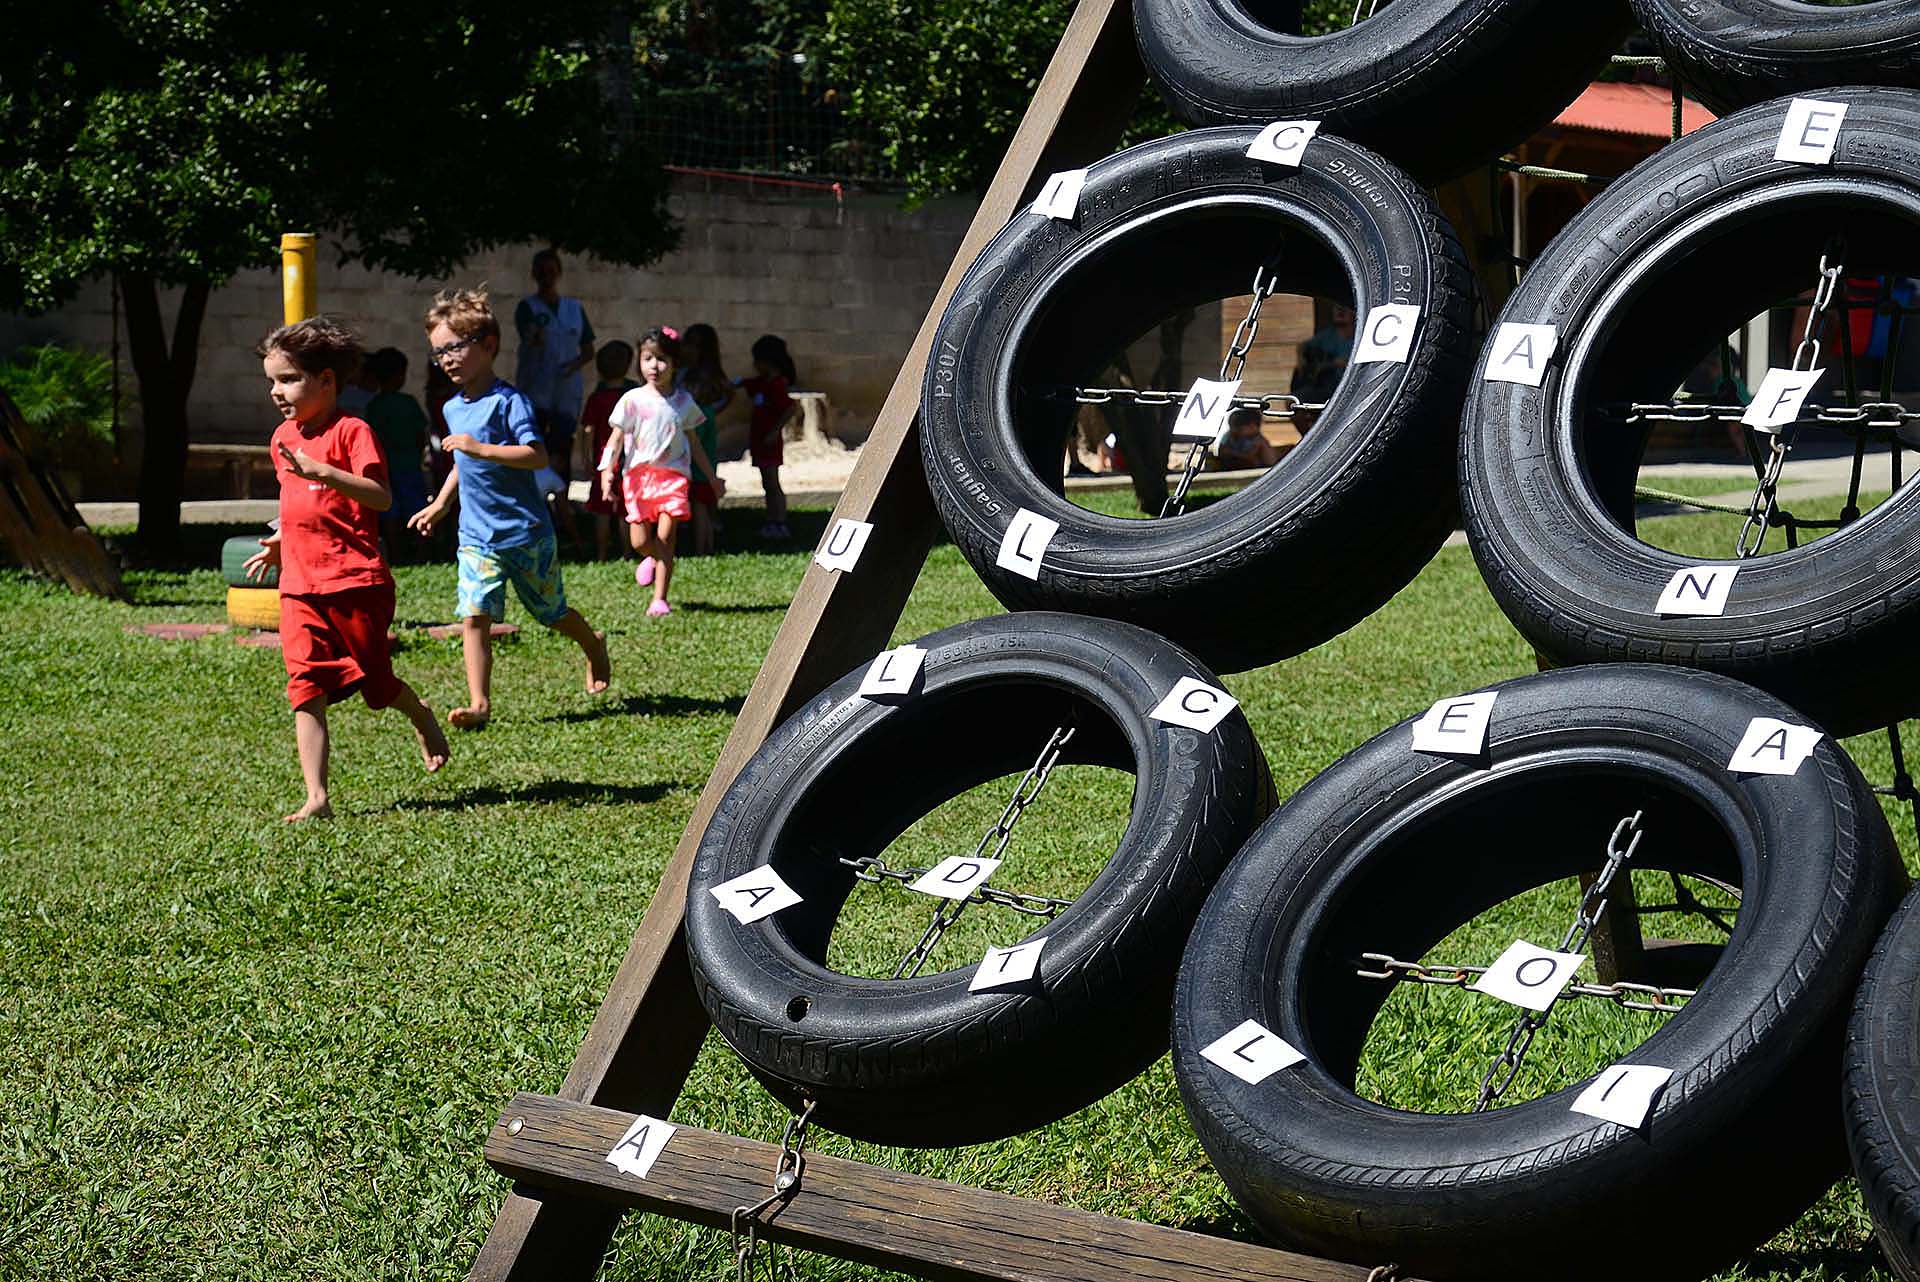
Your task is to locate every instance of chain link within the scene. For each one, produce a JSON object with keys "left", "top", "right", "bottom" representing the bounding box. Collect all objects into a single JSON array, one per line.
[
  {"left": 888, "top": 722, "right": 1077, "bottom": 979},
  {"left": 1068, "top": 386, "right": 1326, "bottom": 421},
  {"left": 1355, "top": 953, "right": 1695, "bottom": 1013},
  {"left": 730, "top": 1100, "right": 817, "bottom": 1282},
  {"left": 1470, "top": 811, "right": 1646, "bottom": 1110},
  {"left": 1606, "top": 399, "right": 1920, "bottom": 430},
  {"left": 1739, "top": 245, "right": 1845, "bottom": 557},
  {"left": 1162, "top": 263, "right": 1281, "bottom": 517}
]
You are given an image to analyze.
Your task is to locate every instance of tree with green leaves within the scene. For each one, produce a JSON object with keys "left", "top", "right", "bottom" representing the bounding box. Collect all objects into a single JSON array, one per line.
[{"left": 0, "top": 3, "right": 677, "bottom": 552}]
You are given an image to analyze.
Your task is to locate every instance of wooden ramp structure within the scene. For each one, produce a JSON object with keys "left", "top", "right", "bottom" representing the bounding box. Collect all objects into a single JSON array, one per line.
[
  {"left": 471, "top": 3, "right": 1467, "bottom": 1276},
  {"left": 0, "top": 389, "right": 123, "bottom": 599}
]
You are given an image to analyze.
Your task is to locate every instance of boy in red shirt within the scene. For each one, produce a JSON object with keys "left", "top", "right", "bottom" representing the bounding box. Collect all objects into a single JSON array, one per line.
[{"left": 245, "top": 318, "right": 449, "bottom": 821}]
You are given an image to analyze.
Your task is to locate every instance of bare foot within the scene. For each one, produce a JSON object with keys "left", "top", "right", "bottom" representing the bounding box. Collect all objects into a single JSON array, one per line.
[
  {"left": 584, "top": 630, "right": 611, "bottom": 694},
  {"left": 449, "top": 704, "right": 490, "bottom": 730},
  {"left": 417, "top": 719, "right": 451, "bottom": 772},
  {"left": 284, "top": 797, "right": 333, "bottom": 823}
]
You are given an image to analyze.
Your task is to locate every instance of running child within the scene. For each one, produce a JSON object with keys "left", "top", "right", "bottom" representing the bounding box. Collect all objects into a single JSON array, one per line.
[
  {"left": 741, "top": 334, "right": 798, "bottom": 541},
  {"left": 363, "top": 346, "right": 432, "bottom": 562},
  {"left": 407, "top": 287, "right": 610, "bottom": 728},
  {"left": 677, "top": 323, "right": 732, "bottom": 558},
  {"left": 244, "top": 318, "right": 449, "bottom": 822},
  {"left": 598, "top": 325, "right": 724, "bottom": 617},
  {"left": 581, "top": 340, "right": 638, "bottom": 561}
]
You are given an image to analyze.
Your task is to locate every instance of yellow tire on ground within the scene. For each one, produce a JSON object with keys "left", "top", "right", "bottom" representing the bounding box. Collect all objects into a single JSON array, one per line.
[{"left": 226, "top": 585, "right": 281, "bottom": 630}]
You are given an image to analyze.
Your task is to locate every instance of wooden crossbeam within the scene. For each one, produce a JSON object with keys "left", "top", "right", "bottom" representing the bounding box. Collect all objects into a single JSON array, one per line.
[{"left": 487, "top": 1094, "right": 1414, "bottom": 1282}]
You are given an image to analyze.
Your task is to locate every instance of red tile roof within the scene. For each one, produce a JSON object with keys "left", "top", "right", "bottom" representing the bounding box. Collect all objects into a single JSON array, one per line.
[{"left": 1552, "top": 81, "right": 1716, "bottom": 139}]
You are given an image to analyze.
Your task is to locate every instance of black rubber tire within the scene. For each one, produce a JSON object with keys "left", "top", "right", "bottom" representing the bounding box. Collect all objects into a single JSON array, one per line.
[
  {"left": 685, "top": 611, "right": 1273, "bottom": 1147},
  {"left": 1132, "top": 0, "right": 1632, "bottom": 185},
  {"left": 1633, "top": 0, "right": 1920, "bottom": 117},
  {"left": 1847, "top": 881, "right": 1920, "bottom": 1282},
  {"left": 1172, "top": 663, "right": 1904, "bottom": 1282},
  {"left": 220, "top": 534, "right": 276, "bottom": 589},
  {"left": 1462, "top": 86, "right": 1920, "bottom": 738},
  {"left": 921, "top": 127, "right": 1475, "bottom": 676}
]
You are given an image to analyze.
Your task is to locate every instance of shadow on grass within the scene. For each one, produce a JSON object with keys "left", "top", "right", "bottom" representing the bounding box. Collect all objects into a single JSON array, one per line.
[
  {"left": 391, "top": 779, "right": 676, "bottom": 811},
  {"left": 1734, "top": 1241, "right": 1885, "bottom": 1280},
  {"left": 675, "top": 600, "right": 788, "bottom": 615},
  {"left": 1173, "top": 1207, "right": 1265, "bottom": 1245},
  {"left": 546, "top": 693, "right": 745, "bottom": 723}
]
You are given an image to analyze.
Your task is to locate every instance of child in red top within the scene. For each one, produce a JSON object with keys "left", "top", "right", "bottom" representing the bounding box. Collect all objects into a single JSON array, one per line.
[
  {"left": 580, "top": 340, "right": 636, "bottom": 561},
  {"left": 244, "top": 318, "right": 449, "bottom": 821},
  {"left": 740, "top": 334, "right": 798, "bottom": 540}
]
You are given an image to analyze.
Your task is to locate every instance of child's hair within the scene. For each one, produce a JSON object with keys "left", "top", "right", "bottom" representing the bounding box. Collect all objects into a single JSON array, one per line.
[
  {"left": 751, "top": 333, "right": 797, "bottom": 383},
  {"left": 424, "top": 287, "right": 501, "bottom": 342},
  {"left": 256, "top": 316, "right": 363, "bottom": 386},
  {"left": 595, "top": 340, "right": 634, "bottom": 381},
  {"left": 532, "top": 247, "right": 561, "bottom": 275},
  {"left": 680, "top": 323, "right": 729, "bottom": 403},
  {"left": 638, "top": 325, "right": 683, "bottom": 369},
  {"left": 365, "top": 346, "right": 409, "bottom": 389},
  {"left": 1226, "top": 406, "right": 1261, "bottom": 431}
]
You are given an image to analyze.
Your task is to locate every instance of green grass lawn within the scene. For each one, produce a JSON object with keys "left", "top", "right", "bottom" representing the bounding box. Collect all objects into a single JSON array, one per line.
[{"left": 2, "top": 501, "right": 1913, "bottom": 1280}]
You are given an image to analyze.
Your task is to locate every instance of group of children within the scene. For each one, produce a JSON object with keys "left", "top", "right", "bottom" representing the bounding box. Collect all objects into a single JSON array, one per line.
[{"left": 249, "top": 287, "right": 790, "bottom": 821}]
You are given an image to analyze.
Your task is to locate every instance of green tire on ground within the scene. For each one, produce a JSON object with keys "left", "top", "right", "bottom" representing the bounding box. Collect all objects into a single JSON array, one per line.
[
  {"left": 221, "top": 534, "right": 277, "bottom": 588},
  {"left": 226, "top": 585, "right": 281, "bottom": 630}
]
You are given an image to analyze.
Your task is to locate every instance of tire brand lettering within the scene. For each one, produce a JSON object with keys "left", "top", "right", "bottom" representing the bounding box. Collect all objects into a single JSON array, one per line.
[{"left": 947, "top": 454, "right": 1005, "bottom": 516}]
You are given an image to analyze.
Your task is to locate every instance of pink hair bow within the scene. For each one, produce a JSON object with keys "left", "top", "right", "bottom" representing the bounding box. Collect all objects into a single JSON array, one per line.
[{"left": 661, "top": 326, "right": 680, "bottom": 340}]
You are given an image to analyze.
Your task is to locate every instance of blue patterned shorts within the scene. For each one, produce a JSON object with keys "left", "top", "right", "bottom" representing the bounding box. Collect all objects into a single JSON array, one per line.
[{"left": 457, "top": 534, "right": 569, "bottom": 626}]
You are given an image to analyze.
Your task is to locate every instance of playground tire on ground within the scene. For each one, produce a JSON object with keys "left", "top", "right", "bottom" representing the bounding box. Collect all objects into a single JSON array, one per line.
[
  {"left": 225, "top": 585, "right": 280, "bottom": 630},
  {"left": 1173, "top": 663, "right": 1903, "bottom": 1282},
  {"left": 685, "top": 611, "right": 1272, "bottom": 1147}
]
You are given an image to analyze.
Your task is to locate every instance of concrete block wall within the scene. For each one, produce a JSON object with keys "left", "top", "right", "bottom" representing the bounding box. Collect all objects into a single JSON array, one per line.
[{"left": 0, "top": 173, "right": 977, "bottom": 483}]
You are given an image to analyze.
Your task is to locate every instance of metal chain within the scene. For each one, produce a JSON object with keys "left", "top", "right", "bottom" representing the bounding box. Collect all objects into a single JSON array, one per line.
[
  {"left": 730, "top": 1100, "right": 817, "bottom": 1282},
  {"left": 1161, "top": 263, "right": 1280, "bottom": 518},
  {"left": 1355, "top": 953, "right": 1695, "bottom": 1013},
  {"left": 841, "top": 856, "right": 1075, "bottom": 919},
  {"left": 1066, "top": 386, "right": 1326, "bottom": 421},
  {"left": 889, "top": 722, "right": 1077, "bottom": 979},
  {"left": 1605, "top": 399, "right": 1920, "bottom": 430},
  {"left": 1472, "top": 811, "right": 1646, "bottom": 1110},
  {"left": 1739, "top": 245, "right": 1845, "bottom": 557}
]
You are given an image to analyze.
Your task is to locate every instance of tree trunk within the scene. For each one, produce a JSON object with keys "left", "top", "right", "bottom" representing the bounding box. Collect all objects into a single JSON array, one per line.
[{"left": 122, "top": 274, "right": 211, "bottom": 557}]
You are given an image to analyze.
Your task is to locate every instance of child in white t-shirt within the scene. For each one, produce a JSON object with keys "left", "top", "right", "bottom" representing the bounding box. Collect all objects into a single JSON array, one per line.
[{"left": 598, "top": 325, "right": 723, "bottom": 616}]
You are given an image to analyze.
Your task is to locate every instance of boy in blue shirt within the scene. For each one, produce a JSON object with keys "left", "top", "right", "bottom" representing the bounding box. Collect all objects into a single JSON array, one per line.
[{"left": 408, "top": 288, "right": 610, "bottom": 728}]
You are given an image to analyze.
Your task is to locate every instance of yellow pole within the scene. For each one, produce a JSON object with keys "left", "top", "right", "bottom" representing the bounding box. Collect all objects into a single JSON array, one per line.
[{"left": 279, "top": 232, "right": 317, "bottom": 324}]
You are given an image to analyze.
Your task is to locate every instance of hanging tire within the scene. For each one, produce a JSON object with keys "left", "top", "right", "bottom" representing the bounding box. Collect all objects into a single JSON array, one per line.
[
  {"left": 921, "top": 127, "right": 1475, "bottom": 675},
  {"left": 1632, "top": 0, "right": 1920, "bottom": 116},
  {"left": 226, "top": 585, "right": 280, "bottom": 630},
  {"left": 221, "top": 534, "right": 277, "bottom": 589},
  {"left": 1132, "top": 0, "right": 1632, "bottom": 185},
  {"left": 1172, "top": 663, "right": 1904, "bottom": 1282},
  {"left": 685, "top": 611, "right": 1273, "bottom": 1146},
  {"left": 1462, "top": 86, "right": 1920, "bottom": 737},
  {"left": 1847, "top": 882, "right": 1920, "bottom": 1282}
]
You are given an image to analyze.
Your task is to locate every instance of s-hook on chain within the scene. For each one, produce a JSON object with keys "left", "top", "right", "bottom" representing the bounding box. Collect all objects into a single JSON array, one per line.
[
  {"left": 886, "top": 721, "right": 1077, "bottom": 979},
  {"left": 1162, "top": 263, "right": 1282, "bottom": 518},
  {"left": 1471, "top": 810, "right": 1647, "bottom": 1111},
  {"left": 730, "top": 1100, "right": 817, "bottom": 1282},
  {"left": 1738, "top": 243, "right": 1845, "bottom": 558}
]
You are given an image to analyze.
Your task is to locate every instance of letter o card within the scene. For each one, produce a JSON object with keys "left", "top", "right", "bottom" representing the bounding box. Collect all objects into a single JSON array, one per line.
[
  {"left": 605, "top": 1113, "right": 677, "bottom": 1180},
  {"left": 1472, "top": 939, "right": 1585, "bottom": 1012},
  {"left": 997, "top": 508, "right": 1058, "bottom": 581},
  {"left": 1655, "top": 563, "right": 1738, "bottom": 617},
  {"left": 1353, "top": 304, "right": 1421, "bottom": 366},
  {"left": 909, "top": 855, "right": 1003, "bottom": 901},
  {"left": 858, "top": 644, "right": 925, "bottom": 700},
  {"left": 1034, "top": 168, "right": 1088, "bottom": 221},
  {"left": 709, "top": 866, "right": 804, "bottom": 925},
  {"left": 814, "top": 518, "right": 875, "bottom": 573},
  {"left": 1775, "top": 98, "right": 1848, "bottom": 165},
  {"left": 1570, "top": 1064, "right": 1674, "bottom": 1130},
  {"left": 1246, "top": 120, "right": 1320, "bottom": 167},
  {"left": 1484, "top": 322, "right": 1559, "bottom": 387},
  {"left": 969, "top": 937, "right": 1047, "bottom": 992},
  {"left": 1200, "top": 1018, "right": 1306, "bottom": 1085},
  {"left": 1742, "top": 367, "right": 1824, "bottom": 433},
  {"left": 1151, "top": 677, "right": 1239, "bottom": 733},
  {"left": 1728, "top": 716, "right": 1823, "bottom": 776},
  {"left": 1173, "top": 377, "right": 1243, "bottom": 441},
  {"left": 1411, "top": 690, "right": 1498, "bottom": 757}
]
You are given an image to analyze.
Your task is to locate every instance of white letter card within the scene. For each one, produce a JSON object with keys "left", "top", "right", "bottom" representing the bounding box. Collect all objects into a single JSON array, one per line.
[
  {"left": 1199, "top": 1019, "right": 1307, "bottom": 1085},
  {"left": 1411, "top": 690, "right": 1498, "bottom": 757},
  {"left": 969, "top": 938, "right": 1048, "bottom": 992},
  {"left": 1173, "top": 377, "right": 1243, "bottom": 441},
  {"left": 1728, "top": 717, "right": 1823, "bottom": 776},
  {"left": 814, "top": 518, "right": 875, "bottom": 573},
  {"left": 1484, "top": 323, "right": 1559, "bottom": 387},
  {"left": 709, "top": 866, "right": 804, "bottom": 925},
  {"left": 1246, "top": 120, "right": 1321, "bottom": 167},
  {"left": 1472, "top": 939, "right": 1586, "bottom": 1013},
  {"left": 1655, "top": 564, "right": 1739, "bottom": 617},
  {"left": 605, "top": 1113, "right": 678, "bottom": 1180},
  {"left": 1570, "top": 1064, "right": 1674, "bottom": 1129},
  {"left": 1775, "top": 98, "right": 1848, "bottom": 165},
  {"left": 909, "top": 855, "right": 1003, "bottom": 901},
  {"left": 996, "top": 508, "right": 1058, "bottom": 581},
  {"left": 1353, "top": 304, "right": 1421, "bottom": 365},
  {"left": 1035, "top": 168, "right": 1088, "bottom": 221},
  {"left": 1150, "top": 677, "right": 1239, "bottom": 733}
]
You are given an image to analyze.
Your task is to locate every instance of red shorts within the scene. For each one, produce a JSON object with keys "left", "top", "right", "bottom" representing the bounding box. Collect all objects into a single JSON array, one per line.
[
  {"left": 749, "top": 422, "right": 784, "bottom": 469},
  {"left": 691, "top": 480, "right": 718, "bottom": 507},
  {"left": 281, "top": 585, "right": 400, "bottom": 712},
  {"left": 622, "top": 464, "right": 692, "bottom": 523}
]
